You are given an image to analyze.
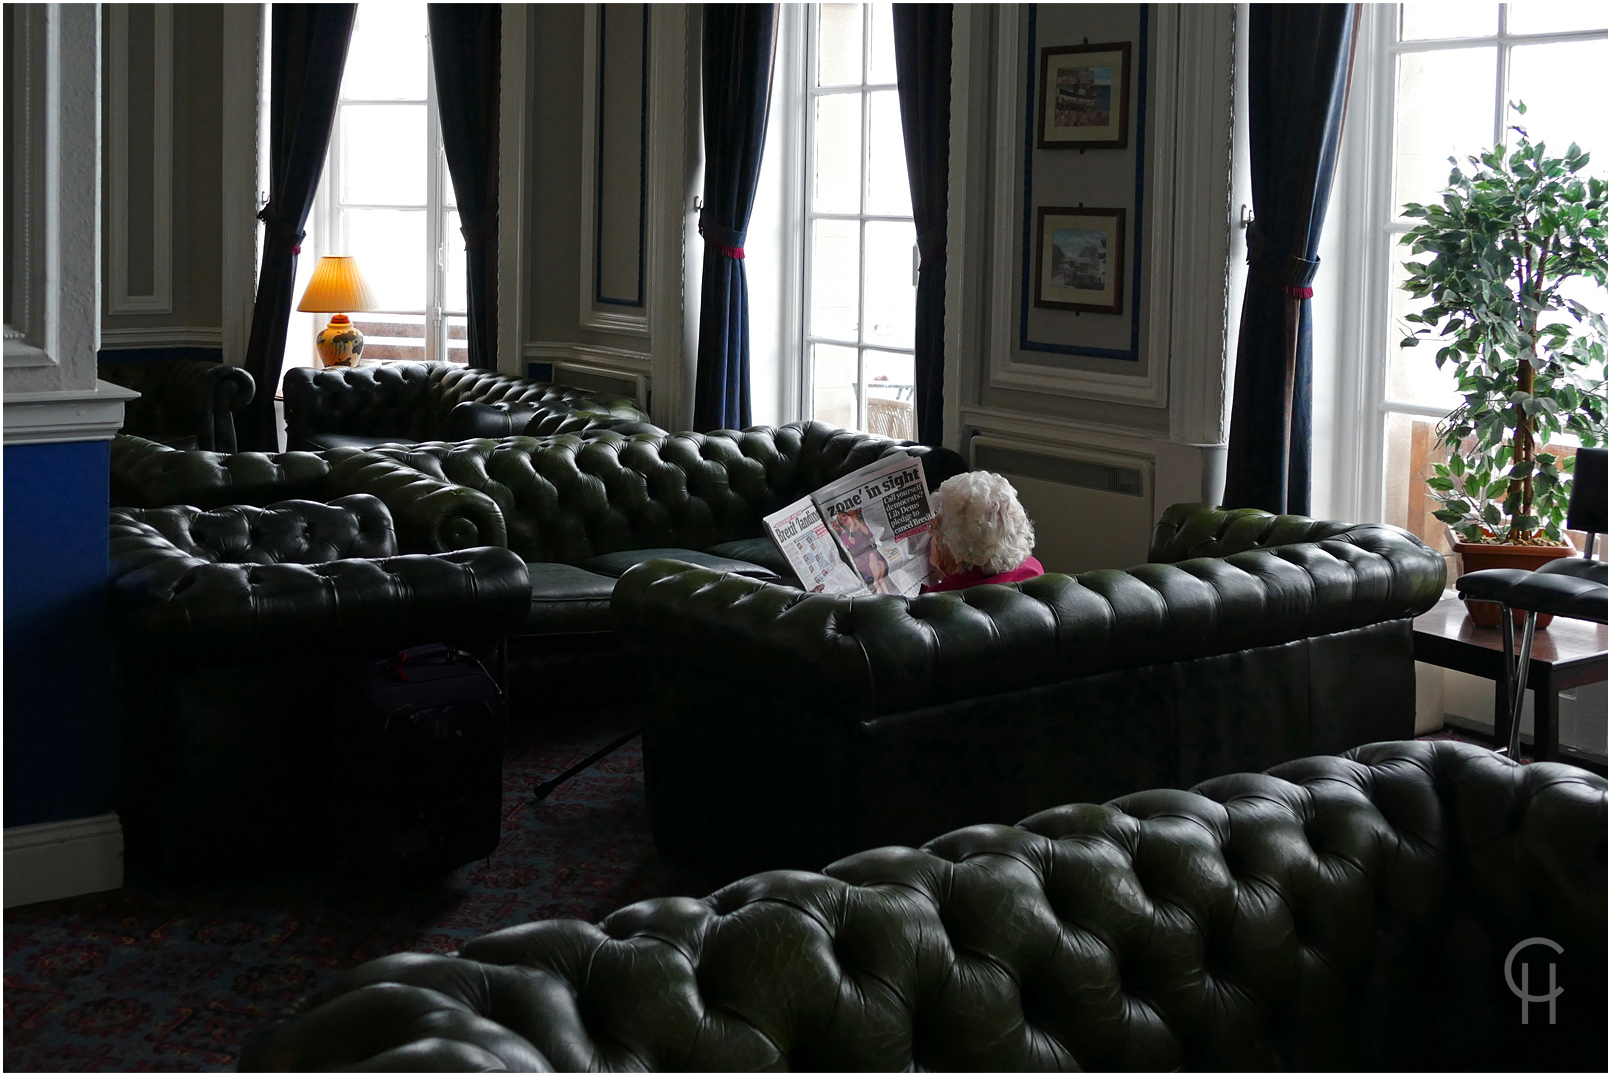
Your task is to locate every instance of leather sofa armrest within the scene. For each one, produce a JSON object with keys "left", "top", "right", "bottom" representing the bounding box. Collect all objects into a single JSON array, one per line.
[
  {"left": 109, "top": 435, "right": 332, "bottom": 509},
  {"left": 447, "top": 399, "right": 539, "bottom": 440},
  {"left": 99, "top": 359, "right": 257, "bottom": 452},
  {"left": 111, "top": 546, "right": 530, "bottom": 665},
  {"left": 326, "top": 450, "right": 508, "bottom": 553}
]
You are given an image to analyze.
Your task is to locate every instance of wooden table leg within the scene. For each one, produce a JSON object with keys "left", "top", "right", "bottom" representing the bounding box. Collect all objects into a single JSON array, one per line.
[{"left": 1533, "top": 664, "right": 1560, "bottom": 762}]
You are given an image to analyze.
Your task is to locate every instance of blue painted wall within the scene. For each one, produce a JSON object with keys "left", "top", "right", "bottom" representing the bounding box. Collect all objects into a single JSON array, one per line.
[{"left": 4, "top": 440, "right": 114, "bottom": 827}]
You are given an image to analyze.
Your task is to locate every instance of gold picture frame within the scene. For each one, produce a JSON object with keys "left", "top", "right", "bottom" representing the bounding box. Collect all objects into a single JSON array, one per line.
[{"left": 1033, "top": 206, "right": 1125, "bottom": 315}]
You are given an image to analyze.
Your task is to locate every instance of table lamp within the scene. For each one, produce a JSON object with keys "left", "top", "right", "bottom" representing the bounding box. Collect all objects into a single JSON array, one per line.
[{"left": 297, "top": 255, "right": 378, "bottom": 368}]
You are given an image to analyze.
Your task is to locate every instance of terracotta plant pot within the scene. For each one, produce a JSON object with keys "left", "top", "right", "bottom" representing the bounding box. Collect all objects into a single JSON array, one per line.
[{"left": 1448, "top": 529, "right": 1577, "bottom": 628}]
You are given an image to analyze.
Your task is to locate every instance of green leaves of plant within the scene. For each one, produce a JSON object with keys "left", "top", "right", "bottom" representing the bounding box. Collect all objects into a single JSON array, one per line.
[{"left": 1399, "top": 102, "right": 1608, "bottom": 544}]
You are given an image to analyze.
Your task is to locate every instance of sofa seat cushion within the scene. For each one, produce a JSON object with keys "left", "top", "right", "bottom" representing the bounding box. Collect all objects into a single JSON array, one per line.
[
  {"left": 300, "top": 430, "right": 415, "bottom": 452},
  {"left": 526, "top": 561, "right": 619, "bottom": 636},
  {"left": 705, "top": 537, "right": 798, "bottom": 583},
  {"left": 582, "top": 547, "right": 785, "bottom": 582}
]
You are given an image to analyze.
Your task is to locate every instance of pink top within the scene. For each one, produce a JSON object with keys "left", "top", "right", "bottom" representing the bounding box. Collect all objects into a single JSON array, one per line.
[{"left": 921, "top": 556, "right": 1045, "bottom": 594}]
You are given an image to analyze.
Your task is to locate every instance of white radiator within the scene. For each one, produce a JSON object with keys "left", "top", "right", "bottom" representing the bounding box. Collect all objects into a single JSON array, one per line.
[{"left": 968, "top": 435, "right": 1156, "bottom": 575}]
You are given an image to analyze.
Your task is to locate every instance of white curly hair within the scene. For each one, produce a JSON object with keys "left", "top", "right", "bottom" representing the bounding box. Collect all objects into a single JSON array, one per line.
[{"left": 929, "top": 471, "right": 1036, "bottom": 575}]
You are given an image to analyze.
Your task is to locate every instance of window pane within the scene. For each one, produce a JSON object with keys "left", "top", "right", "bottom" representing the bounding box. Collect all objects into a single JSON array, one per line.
[
  {"left": 341, "top": 105, "right": 427, "bottom": 206},
  {"left": 864, "top": 349, "right": 915, "bottom": 440},
  {"left": 810, "top": 219, "right": 860, "bottom": 342},
  {"left": 342, "top": 3, "right": 428, "bottom": 101},
  {"left": 341, "top": 209, "right": 428, "bottom": 311},
  {"left": 445, "top": 314, "right": 469, "bottom": 365},
  {"left": 1394, "top": 48, "right": 1497, "bottom": 215},
  {"left": 1507, "top": 1, "right": 1607, "bottom": 35},
  {"left": 353, "top": 313, "right": 427, "bottom": 363},
  {"left": 444, "top": 209, "right": 467, "bottom": 314},
  {"left": 811, "top": 343, "right": 860, "bottom": 431},
  {"left": 814, "top": 93, "right": 863, "bottom": 213},
  {"left": 866, "top": 90, "right": 912, "bottom": 217},
  {"left": 868, "top": 3, "right": 898, "bottom": 84},
  {"left": 1387, "top": 255, "right": 1462, "bottom": 409},
  {"left": 817, "top": 4, "right": 864, "bottom": 87},
  {"left": 1507, "top": 40, "right": 1608, "bottom": 165},
  {"left": 863, "top": 219, "right": 917, "bottom": 349},
  {"left": 1383, "top": 411, "right": 1455, "bottom": 556},
  {"left": 1400, "top": 4, "right": 1497, "bottom": 40}
]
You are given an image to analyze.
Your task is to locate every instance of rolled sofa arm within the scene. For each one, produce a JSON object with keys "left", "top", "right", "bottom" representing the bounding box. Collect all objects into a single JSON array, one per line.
[
  {"left": 110, "top": 544, "right": 530, "bottom": 665},
  {"left": 109, "top": 434, "right": 332, "bottom": 509},
  {"left": 613, "top": 522, "right": 1449, "bottom": 719},
  {"left": 99, "top": 359, "right": 257, "bottom": 451},
  {"left": 325, "top": 449, "right": 508, "bottom": 553}
]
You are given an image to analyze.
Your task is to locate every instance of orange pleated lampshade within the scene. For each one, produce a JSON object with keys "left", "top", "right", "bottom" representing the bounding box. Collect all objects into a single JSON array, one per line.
[{"left": 297, "top": 256, "right": 378, "bottom": 313}]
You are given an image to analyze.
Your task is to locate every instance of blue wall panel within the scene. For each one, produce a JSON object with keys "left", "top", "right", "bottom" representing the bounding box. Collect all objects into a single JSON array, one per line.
[{"left": 4, "top": 440, "right": 113, "bottom": 827}]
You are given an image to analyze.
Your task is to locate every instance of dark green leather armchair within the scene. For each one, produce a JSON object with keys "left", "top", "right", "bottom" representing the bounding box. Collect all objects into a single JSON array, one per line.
[
  {"left": 109, "top": 495, "right": 529, "bottom": 878},
  {"left": 99, "top": 357, "right": 256, "bottom": 451},
  {"left": 612, "top": 503, "right": 1448, "bottom": 875},
  {"left": 281, "top": 361, "right": 656, "bottom": 451},
  {"left": 239, "top": 740, "right": 1607, "bottom": 1072}
]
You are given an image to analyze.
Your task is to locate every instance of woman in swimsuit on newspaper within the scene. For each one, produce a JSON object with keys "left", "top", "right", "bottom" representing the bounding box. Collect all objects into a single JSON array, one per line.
[{"left": 834, "top": 509, "right": 897, "bottom": 594}]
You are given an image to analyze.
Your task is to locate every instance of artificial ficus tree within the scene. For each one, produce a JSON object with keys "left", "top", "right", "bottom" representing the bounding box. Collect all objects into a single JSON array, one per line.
[{"left": 1400, "top": 104, "right": 1608, "bottom": 545}]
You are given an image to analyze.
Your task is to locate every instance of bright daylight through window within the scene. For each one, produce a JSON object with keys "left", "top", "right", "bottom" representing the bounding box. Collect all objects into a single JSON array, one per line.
[
  {"left": 286, "top": 3, "right": 466, "bottom": 377},
  {"left": 804, "top": 3, "right": 919, "bottom": 440},
  {"left": 1347, "top": 3, "right": 1607, "bottom": 554}
]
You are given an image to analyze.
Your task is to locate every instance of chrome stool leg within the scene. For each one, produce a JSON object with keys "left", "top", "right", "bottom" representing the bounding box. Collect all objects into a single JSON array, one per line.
[{"left": 1506, "top": 607, "right": 1538, "bottom": 760}]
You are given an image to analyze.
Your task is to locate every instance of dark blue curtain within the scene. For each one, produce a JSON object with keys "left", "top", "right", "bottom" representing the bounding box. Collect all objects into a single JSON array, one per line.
[
  {"left": 239, "top": 5, "right": 357, "bottom": 451},
  {"left": 1223, "top": 4, "right": 1360, "bottom": 514},
  {"left": 893, "top": 5, "right": 952, "bottom": 448},
  {"left": 429, "top": 5, "right": 501, "bottom": 371},
  {"left": 692, "top": 5, "right": 779, "bottom": 432}
]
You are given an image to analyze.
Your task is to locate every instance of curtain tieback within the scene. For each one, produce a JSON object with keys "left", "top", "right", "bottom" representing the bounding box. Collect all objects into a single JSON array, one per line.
[
  {"left": 698, "top": 209, "right": 747, "bottom": 260},
  {"left": 1247, "top": 219, "right": 1319, "bottom": 297},
  {"left": 916, "top": 226, "right": 946, "bottom": 271},
  {"left": 257, "top": 207, "right": 307, "bottom": 256},
  {"left": 460, "top": 214, "right": 499, "bottom": 247}
]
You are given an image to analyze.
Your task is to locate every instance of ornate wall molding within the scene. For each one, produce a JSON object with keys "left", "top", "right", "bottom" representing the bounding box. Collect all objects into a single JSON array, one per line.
[{"left": 106, "top": 3, "right": 175, "bottom": 316}]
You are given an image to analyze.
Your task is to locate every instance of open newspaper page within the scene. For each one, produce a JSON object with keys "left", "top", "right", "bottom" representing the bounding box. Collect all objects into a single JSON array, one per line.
[
  {"left": 811, "top": 455, "right": 936, "bottom": 597},
  {"left": 762, "top": 497, "right": 870, "bottom": 595}
]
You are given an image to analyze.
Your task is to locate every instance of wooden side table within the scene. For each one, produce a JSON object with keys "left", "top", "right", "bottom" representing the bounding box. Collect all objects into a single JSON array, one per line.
[{"left": 1412, "top": 595, "right": 1608, "bottom": 762}]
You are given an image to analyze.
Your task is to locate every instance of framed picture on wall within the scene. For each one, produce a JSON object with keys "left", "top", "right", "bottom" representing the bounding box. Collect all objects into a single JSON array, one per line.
[
  {"left": 1033, "top": 207, "right": 1126, "bottom": 314},
  {"left": 1037, "top": 42, "right": 1131, "bottom": 149}
]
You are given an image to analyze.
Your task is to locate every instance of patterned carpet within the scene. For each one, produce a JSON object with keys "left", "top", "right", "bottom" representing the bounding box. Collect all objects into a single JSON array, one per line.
[{"left": 3, "top": 708, "right": 711, "bottom": 1072}]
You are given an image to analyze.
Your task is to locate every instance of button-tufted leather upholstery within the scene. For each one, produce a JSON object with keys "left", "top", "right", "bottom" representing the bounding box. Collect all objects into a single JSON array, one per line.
[
  {"left": 613, "top": 505, "right": 1448, "bottom": 874},
  {"left": 111, "top": 434, "right": 334, "bottom": 510},
  {"left": 99, "top": 357, "right": 257, "bottom": 452},
  {"left": 281, "top": 362, "right": 654, "bottom": 450},
  {"left": 350, "top": 421, "right": 968, "bottom": 565},
  {"left": 109, "top": 496, "right": 529, "bottom": 665},
  {"left": 239, "top": 739, "right": 1607, "bottom": 1072},
  {"left": 108, "top": 496, "right": 531, "bottom": 880}
]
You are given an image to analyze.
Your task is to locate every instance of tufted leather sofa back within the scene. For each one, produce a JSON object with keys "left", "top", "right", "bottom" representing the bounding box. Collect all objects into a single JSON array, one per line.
[
  {"left": 110, "top": 435, "right": 333, "bottom": 510},
  {"left": 359, "top": 420, "right": 968, "bottom": 564},
  {"left": 110, "top": 495, "right": 397, "bottom": 566},
  {"left": 100, "top": 358, "right": 256, "bottom": 451},
  {"left": 282, "top": 362, "right": 650, "bottom": 445},
  {"left": 240, "top": 740, "right": 1607, "bottom": 1072},
  {"left": 1149, "top": 502, "right": 1365, "bottom": 563}
]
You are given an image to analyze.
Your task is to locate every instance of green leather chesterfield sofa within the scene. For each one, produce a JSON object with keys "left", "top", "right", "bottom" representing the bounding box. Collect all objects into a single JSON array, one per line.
[
  {"left": 108, "top": 495, "right": 528, "bottom": 877},
  {"left": 99, "top": 356, "right": 256, "bottom": 451},
  {"left": 282, "top": 361, "right": 656, "bottom": 451},
  {"left": 240, "top": 740, "right": 1607, "bottom": 1072},
  {"left": 612, "top": 503, "right": 1448, "bottom": 874}
]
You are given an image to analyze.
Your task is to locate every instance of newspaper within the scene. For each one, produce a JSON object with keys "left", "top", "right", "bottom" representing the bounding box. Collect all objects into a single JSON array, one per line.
[
  {"left": 763, "top": 454, "right": 937, "bottom": 597},
  {"left": 761, "top": 496, "right": 868, "bottom": 595}
]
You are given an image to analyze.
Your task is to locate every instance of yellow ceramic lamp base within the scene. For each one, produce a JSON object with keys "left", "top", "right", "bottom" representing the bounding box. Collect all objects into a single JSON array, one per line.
[{"left": 315, "top": 314, "right": 365, "bottom": 368}]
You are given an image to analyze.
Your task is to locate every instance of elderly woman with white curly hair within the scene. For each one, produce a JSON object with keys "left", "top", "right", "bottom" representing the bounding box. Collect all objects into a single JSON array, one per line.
[{"left": 921, "top": 471, "right": 1044, "bottom": 593}]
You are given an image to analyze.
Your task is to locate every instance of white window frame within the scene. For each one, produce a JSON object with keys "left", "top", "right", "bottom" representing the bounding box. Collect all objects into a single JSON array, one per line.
[
  {"left": 798, "top": 3, "right": 918, "bottom": 434},
  {"left": 1328, "top": 4, "right": 1608, "bottom": 528},
  {"left": 307, "top": 11, "right": 466, "bottom": 366}
]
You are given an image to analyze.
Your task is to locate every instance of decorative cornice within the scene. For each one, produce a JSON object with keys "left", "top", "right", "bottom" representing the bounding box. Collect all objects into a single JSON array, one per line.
[{"left": 4, "top": 381, "right": 140, "bottom": 445}]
